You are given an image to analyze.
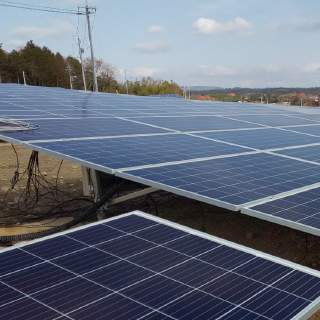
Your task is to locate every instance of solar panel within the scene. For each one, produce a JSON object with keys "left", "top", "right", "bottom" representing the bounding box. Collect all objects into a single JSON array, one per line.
[
  {"left": 284, "top": 125, "right": 320, "bottom": 137},
  {"left": 2, "top": 118, "right": 173, "bottom": 142},
  {"left": 242, "top": 187, "right": 320, "bottom": 236},
  {"left": 30, "top": 134, "right": 250, "bottom": 171},
  {"left": 274, "top": 145, "right": 320, "bottom": 164},
  {"left": 227, "top": 114, "right": 318, "bottom": 127},
  {"left": 124, "top": 115, "right": 264, "bottom": 131},
  {"left": 117, "top": 153, "right": 320, "bottom": 210},
  {"left": 195, "top": 128, "right": 320, "bottom": 150},
  {"left": 149, "top": 94, "right": 182, "bottom": 99},
  {"left": 1, "top": 211, "right": 320, "bottom": 320},
  {"left": 3, "top": 84, "right": 320, "bottom": 236}
]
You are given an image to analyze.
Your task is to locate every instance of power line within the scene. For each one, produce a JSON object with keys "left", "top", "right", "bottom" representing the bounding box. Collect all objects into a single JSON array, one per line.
[
  {"left": 0, "top": 0, "right": 79, "bottom": 12},
  {"left": 0, "top": 0, "right": 84, "bottom": 15}
]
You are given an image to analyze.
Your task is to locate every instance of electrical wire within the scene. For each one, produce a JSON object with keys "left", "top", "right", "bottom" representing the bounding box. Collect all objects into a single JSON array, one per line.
[
  {"left": 0, "top": 179, "right": 126, "bottom": 243},
  {"left": 2, "top": 149, "right": 93, "bottom": 227},
  {"left": 144, "top": 194, "right": 159, "bottom": 216},
  {"left": 0, "top": 0, "right": 83, "bottom": 15},
  {"left": 0, "top": 0, "right": 80, "bottom": 12}
]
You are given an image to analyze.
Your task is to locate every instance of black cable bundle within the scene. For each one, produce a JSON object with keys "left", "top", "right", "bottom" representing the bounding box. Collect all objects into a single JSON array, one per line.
[
  {"left": 3, "top": 146, "right": 93, "bottom": 225},
  {"left": 0, "top": 179, "right": 126, "bottom": 243}
]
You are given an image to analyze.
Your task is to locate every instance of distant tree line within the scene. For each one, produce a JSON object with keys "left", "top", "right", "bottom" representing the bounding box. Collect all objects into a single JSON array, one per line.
[
  {"left": 193, "top": 87, "right": 320, "bottom": 96},
  {"left": 0, "top": 41, "right": 183, "bottom": 96},
  {"left": 194, "top": 90, "right": 319, "bottom": 106}
]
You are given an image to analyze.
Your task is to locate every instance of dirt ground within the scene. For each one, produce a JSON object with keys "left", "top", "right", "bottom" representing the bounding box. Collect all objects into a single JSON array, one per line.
[{"left": 1, "top": 141, "right": 320, "bottom": 319}]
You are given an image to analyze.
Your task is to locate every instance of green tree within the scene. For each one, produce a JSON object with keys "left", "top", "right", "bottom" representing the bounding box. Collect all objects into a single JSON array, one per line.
[
  {"left": 6, "top": 49, "right": 24, "bottom": 83},
  {"left": 55, "top": 53, "right": 69, "bottom": 88},
  {"left": 83, "top": 57, "right": 119, "bottom": 92}
]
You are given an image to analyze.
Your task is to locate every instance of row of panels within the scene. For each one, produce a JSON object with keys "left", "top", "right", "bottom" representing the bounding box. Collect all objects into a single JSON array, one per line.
[
  {"left": 1, "top": 212, "right": 320, "bottom": 320},
  {"left": 2, "top": 84, "right": 320, "bottom": 238},
  {"left": 3, "top": 117, "right": 320, "bottom": 142}
]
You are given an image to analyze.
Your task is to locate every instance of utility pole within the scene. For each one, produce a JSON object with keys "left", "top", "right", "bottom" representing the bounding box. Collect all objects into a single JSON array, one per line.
[
  {"left": 124, "top": 69, "right": 128, "bottom": 94},
  {"left": 85, "top": 5, "right": 98, "bottom": 92},
  {"left": 77, "top": 36, "right": 87, "bottom": 91},
  {"left": 23, "top": 71, "right": 26, "bottom": 85},
  {"left": 66, "top": 64, "right": 74, "bottom": 89}
]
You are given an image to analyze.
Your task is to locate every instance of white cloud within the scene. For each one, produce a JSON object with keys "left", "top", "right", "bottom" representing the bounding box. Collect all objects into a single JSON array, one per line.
[
  {"left": 193, "top": 17, "right": 253, "bottom": 35},
  {"left": 199, "top": 65, "right": 238, "bottom": 76},
  {"left": 3, "top": 39, "right": 26, "bottom": 50},
  {"left": 10, "top": 20, "right": 76, "bottom": 41},
  {"left": 304, "top": 63, "right": 320, "bottom": 73},
  {"left": 147, "top": 25, "right": 164, "bottom": 34},
  {"left": 133, "top": 41, "right": 170, "bottom": 53},
  {"left": 131, "top": 68, "right": 164, "bottom": 77}
]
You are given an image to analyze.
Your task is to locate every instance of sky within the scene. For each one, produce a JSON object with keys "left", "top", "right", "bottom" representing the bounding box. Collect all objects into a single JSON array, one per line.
[{"left": 2, "top": 0, "right": 320, "bottom": 88}]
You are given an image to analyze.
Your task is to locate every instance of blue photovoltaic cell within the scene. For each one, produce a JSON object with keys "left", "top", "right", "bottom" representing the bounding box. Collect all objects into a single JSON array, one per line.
[
  {"left": 32, "top": 277, "right": 113, "bottom": 313},
  {"left": 0, "top": 297, "right": 61, "bottom": 320},
  {"left": 32, "top": 134, "right": 250, "bottom": 170},
  {"left": 285, "top": 125, "right": 320, "bottom": 137},
  {"left": 1, "top": 212, "right": 320, "bottom": 320},
  {"left": 245, "top": 187, "right": 320, "bottom": 233},
  {"left": 3, "top": 117, "right": 171, "bottom": 141},
  {"left": 130, "top": 115, "right": 263, "bottom": 131},
  {"left": 22, "top": 236, "right": 87, "bottom": 260},
  {"left": 228, "top": 114, "right": 317, "bottom": 127},
  {"left": 1, "top": 263, "right": 74, "bottom": 294},
  {"left": 96, "top": 235, "right": 156, "bottom": 258},
  {"left": 65, "top": 224, "right": 125, "bottom": 245},
  {"left": 0, "top": 110, "right": 60, "bottom": 118},
  {"left": 118, "top": 153, "right": 320, "bottom": 207},
  {"left": 67, "top": 293, "right": 153, "bottom": 319},
  {"left": 275, "top": 144, "right": 320, "bottom": 163},
  {"left": 195, "top": 128, "right": 320, "bottom": 150},
  {"left": 0, "top": 283, "right": 24, "bottom": 305},
  {"left": 0, "top": 250, "right": 43, "bottom": 276},
  {"left": 53, "top": 247, "right": 119, "bottom": 274}
]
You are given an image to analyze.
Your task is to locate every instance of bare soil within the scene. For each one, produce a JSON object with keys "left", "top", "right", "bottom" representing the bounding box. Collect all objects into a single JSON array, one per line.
[{"left": 1, "top": 142, "right": 320, "bottom": 319}]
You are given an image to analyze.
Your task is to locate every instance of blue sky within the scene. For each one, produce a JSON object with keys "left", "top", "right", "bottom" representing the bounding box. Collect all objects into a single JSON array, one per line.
[{"left": 2, "top": 0, "right": 320, "bottom": 88}]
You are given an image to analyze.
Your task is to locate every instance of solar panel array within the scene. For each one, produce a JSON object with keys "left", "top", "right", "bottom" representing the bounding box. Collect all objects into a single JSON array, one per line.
[
  {"left": 1, "top": 211, "right": 320, "bottom": 320},
  {"left": 2, "top": 84, "right": 320, "bottom": 235}
]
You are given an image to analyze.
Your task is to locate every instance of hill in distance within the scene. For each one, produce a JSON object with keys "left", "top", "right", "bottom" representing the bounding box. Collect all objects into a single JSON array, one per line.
[{"left": 185, "top": 86, "right": 224, "bottom": 91}]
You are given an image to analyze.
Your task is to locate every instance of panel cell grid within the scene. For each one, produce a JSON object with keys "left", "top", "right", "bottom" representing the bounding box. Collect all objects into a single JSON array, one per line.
[
  {"left": 128, "top": 115, "right": 263, "bottom": 131},
  {"left": 32, "top": 134, "right": 250, "bottom": 170},
  {"left": 195, "top": 128, "right": 320, "bottom": 150},
  {"left": 244, "top": 187, "right": 320, "bottom": 235},
  {"left": 3, "top": 118, "right": 171, "bottom": 141},
  {"left": 275, "top": 145, "right": 320, "bottom": 164},
  {"left": 228, "top": 114, "right": 317, "bottom": 127},
  {"left": 119, "top": 153, "right": 320, "bottom": 207},
  {"left": 285, "top": 125, "right": 320, "bottom": 137},
  {"left": 1, "top": 212, "right": 320, "bottom": 320}
]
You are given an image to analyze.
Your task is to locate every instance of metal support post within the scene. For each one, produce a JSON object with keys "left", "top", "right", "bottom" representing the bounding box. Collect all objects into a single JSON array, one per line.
[{"left": 85, "top": 5, "right": 98, "bottom": 92}]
